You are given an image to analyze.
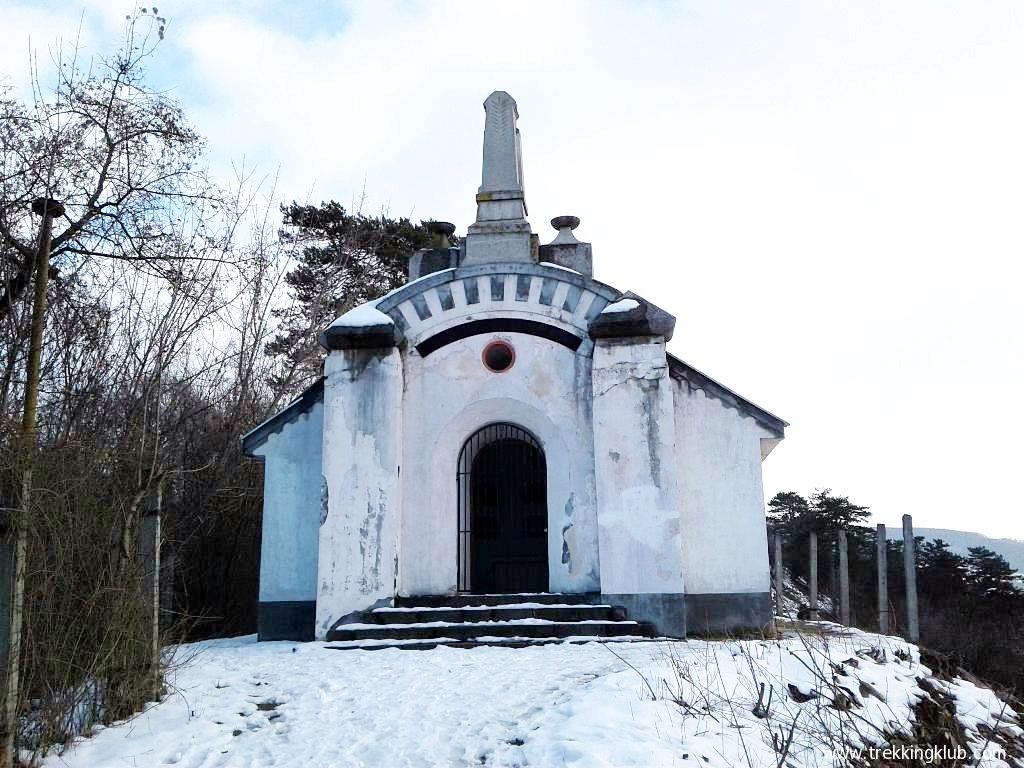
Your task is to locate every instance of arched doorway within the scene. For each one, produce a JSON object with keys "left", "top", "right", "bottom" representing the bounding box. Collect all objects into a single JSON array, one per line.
[{"left": 457, "top": 423, "right": 548, "bottom": 593}]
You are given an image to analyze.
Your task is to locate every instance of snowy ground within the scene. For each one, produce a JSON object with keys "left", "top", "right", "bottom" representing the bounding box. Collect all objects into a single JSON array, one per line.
[
  {"left": 777, "top": 574, "right": 834, "bottom": 621},
  {"left": 41, "top": 628, "right": 1022, "bottom": 768}
]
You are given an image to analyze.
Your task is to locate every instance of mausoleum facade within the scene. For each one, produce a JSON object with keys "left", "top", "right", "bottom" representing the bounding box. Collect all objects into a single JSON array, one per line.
[{"left": 243, "top": 92, "right": 787, "bottom": 642}]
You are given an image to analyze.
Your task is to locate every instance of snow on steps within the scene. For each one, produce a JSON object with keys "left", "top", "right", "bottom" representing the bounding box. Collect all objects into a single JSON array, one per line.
[
  {"left": 326, "top": 635, "right": 658, "bottom": 651},
  {"left": 325, "top": 593, "right": 658, "bottom": 649}
]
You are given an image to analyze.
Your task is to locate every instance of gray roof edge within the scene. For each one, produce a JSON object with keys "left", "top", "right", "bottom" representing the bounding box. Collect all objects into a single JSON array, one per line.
[
  {"left": 375, "top": 262, "right": 621, "bottom": 314},
  {"left": 666, "top": 353, "right": 788, "bottom": 438},
  {"left": 241, "top": 378, "right": 325, "bottom": 456}
]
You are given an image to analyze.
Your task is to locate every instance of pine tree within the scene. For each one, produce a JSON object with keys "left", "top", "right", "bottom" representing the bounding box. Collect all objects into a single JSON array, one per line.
[
  {"left": 965, "top": 546, "right": 1020, "bottom": 599},
  {"left": 265, "top": 202, "right": 435, "bottom": 399},
  {"left": 767, "top": 491, "right": 810, "bottom": 531},
  {"left": 917, "top": 539, "right": 968, "bottom": 597},
  {"left": 807, "top": 488, "right": 870, "bottom": 532},
  {"left": 767, "top": 489, "right": 872, "bottom": 617}
]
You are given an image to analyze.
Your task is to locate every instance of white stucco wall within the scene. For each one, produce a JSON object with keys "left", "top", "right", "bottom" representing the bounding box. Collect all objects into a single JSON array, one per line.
[
  {"left": 673, "top": 381, "right": 773, "bottom": 596},
  {"left": 317, "top": 348, "right": 403, "bottom": 638},
  {"left": 252, "top": 401, "right": 323, "bottom": 604},
  {"left": 398, "top": 332, "right": 601, "bottom": 596},
  {"left": 591, "top": 337, "right": 685, "bottom": 597},
  {"left": 308, "top": 259, "right": 779, "bottom": 635}
]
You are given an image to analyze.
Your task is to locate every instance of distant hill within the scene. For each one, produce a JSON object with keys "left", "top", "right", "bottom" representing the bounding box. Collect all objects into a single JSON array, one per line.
[{"left": 886, "top": 527, "right": 1024, "bottom": 573}]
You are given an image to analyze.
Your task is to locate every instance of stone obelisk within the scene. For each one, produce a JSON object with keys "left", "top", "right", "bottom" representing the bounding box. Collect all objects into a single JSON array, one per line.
[{"left": 463, "top": 91, "right": 534, "bottom": 265}]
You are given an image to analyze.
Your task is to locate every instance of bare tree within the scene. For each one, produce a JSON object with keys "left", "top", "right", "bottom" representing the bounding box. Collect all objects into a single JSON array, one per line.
[
  {"left": 0, "top": 9, "right": 219, "bottom": 324},
  {"left": 0, "top": 13, "right": 275, "bottom": 763}
]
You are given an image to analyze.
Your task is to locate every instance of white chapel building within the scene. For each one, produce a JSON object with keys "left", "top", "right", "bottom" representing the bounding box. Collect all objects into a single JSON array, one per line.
[{"left": 243, "top": 92, "right": 787, "bottom": 644}]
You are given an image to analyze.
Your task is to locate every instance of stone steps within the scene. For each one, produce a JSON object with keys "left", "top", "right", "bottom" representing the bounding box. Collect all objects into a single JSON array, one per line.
[
  {"left": 327, "top": 619, "right": 646, "bottom": 642},
  {"left": 324, "top": 593, "right": 657, "bottom": 648},
  {"left": 370, "top": 605, "right": 624, "bottom": 625},
  {"left": 392, "top": 592, "right": 600, "bottom": 608}
]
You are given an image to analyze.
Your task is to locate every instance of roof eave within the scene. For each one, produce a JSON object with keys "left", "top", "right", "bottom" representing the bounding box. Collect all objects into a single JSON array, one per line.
[
  {"left": 241, "top": 378, "right": 325, "bottom": 456},
  {"left": 666, "top": 353, "right": 788, "bottom": 439}
]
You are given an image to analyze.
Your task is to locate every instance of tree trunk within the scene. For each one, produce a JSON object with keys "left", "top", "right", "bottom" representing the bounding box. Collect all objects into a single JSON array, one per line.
[{"left": 2, "top": 200, "right": 60, "bottom": 767}]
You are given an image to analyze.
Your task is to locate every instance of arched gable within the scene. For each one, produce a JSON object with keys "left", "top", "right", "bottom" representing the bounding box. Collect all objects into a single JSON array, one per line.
[{"left": 375, "top": 262, "right": 621, "bottom": 355}]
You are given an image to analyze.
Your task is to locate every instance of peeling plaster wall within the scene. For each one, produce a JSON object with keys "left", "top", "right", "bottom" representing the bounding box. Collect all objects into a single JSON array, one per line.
[
  {"left": 316, "top": 348, "right": 403, "bottom": 639},
  {"left": 673, "top": 382, "right": 772, "bottom": 595},
  {"left": 591, "top": 337, "right": 685, "bottom": 597},
  {"left": 399, "top": 332, "right": 600, "bottom": 596},
  {"left": 251, "top": 401, "right": 323, "bottom": 604}
]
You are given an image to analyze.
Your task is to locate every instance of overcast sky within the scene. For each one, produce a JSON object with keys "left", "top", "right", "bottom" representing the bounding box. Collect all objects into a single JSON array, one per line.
[{"left": 4, "top": 1, "right": 1023, "bottom": 539}]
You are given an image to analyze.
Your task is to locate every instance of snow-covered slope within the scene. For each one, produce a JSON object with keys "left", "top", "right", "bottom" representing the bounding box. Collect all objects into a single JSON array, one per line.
[
  {"left": 777, "top": 573, "right": 834, "bottom": 620},
  {"left": 42, "top": 629, "right": 1022, "bottom": 767}
]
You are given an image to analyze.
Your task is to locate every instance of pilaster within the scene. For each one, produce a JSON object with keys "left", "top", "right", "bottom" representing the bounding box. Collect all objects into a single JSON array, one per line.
[{"left": 315, "top": 346, "right": 403, "bottom": 638}]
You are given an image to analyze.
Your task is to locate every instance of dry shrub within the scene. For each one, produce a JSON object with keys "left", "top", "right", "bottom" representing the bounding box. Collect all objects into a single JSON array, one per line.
[{"left": 1, "top": 438, "right": 177, "bottom": 759}]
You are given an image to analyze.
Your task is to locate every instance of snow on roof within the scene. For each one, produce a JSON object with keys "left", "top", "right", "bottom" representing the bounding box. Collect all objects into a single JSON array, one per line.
[
  {"left": 601, "top": 298, "right": 639, "bottom": 314},
  {"left": 327, "top": 299, "right": 393, "bottom": 329},
  {"left": 538, "top": 261, "right": 580, "bottom": 274}
]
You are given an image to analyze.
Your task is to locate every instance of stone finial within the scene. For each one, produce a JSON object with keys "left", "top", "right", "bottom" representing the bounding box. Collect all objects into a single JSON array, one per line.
[
  {"left": 479, "top": 91, "right": 523, "bottom": 196},
  {"left": 463, "top": 91, "right": 534, "bottom": 266},
  {"left": 550, "top": 216, "right": 580, "bottom": 245},
  {"left": 539, "top": 215, "right": 592, "bottom": 276},
  {"left": 426, "top": 221, "right": 456, "bottom": 249},
  {"left": 409, "top": 220, "right": 458, "bottom": 281}
]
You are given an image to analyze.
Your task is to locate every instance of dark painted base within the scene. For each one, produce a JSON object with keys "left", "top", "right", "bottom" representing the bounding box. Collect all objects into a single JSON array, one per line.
[
  {"left": 258, "top": 600, "right": 315, "bottom": 641},
  {"left": 601, "top": 593, "right": 687, "bottom": 638},
  {"left": 601, "top": 592, "right": 774, "bottom": 638},
  {"left": 684, "top": 591, "right": 773, "bottom": 635}
]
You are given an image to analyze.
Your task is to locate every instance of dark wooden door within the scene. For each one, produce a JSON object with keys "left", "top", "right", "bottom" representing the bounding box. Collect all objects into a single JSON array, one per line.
[{"left": 469, "top": 436, "right": 548, "bottom": 593}]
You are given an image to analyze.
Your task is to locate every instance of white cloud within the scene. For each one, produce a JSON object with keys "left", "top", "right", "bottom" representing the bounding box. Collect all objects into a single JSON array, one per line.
[{"left": 4, "top": 0, "right": 1024, "bottom": 537}]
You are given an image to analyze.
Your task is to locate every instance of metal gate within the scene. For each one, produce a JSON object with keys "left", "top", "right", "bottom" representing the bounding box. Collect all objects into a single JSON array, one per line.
[{"left": 457, "top": 423, "right": 548, "bottom": 593}]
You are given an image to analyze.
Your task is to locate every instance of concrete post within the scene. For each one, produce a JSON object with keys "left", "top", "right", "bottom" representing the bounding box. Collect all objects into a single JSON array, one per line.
[
  {"left": 808, "top": 531, "right": 818, "bottom": 621},
  {"left": 838, "top": 529, "right": 851, "bottom": 626},
  {"left": 0, "top": 542, "right": 13, "bottom": 670},
  {"left": 773, "top": 534, "right": 784, "bottom": 615},
  {"left": 903, "top": 514, "right": 919, "bottom": 642},
  {"left": 877, "top": 523, "right": 888, "bottom": 634},
  {"left": 137, "top": 494, "right": 161, "bottom": 699}
]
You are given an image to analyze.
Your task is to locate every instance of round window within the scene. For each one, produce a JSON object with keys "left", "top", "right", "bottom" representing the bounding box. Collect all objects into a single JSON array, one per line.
[{"left": 482, "top": 340, "right": 515, "bottom": 373}]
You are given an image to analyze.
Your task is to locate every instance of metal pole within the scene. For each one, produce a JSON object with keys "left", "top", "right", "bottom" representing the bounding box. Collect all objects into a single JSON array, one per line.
[
  {"left": 773, "top": 533, "right": 784, "bottom": 615},
  {"left": 877, "top": 523, "right": 888, "bottom": 634},
  {"left": 903, "top": 514, "right": 919, "bottom": 642},
  {"left": 809, "top": 531, "right": 818, "bottom": 621},
  {"left": 838, "top": 529, "right": 850, "bottom": 626}
]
